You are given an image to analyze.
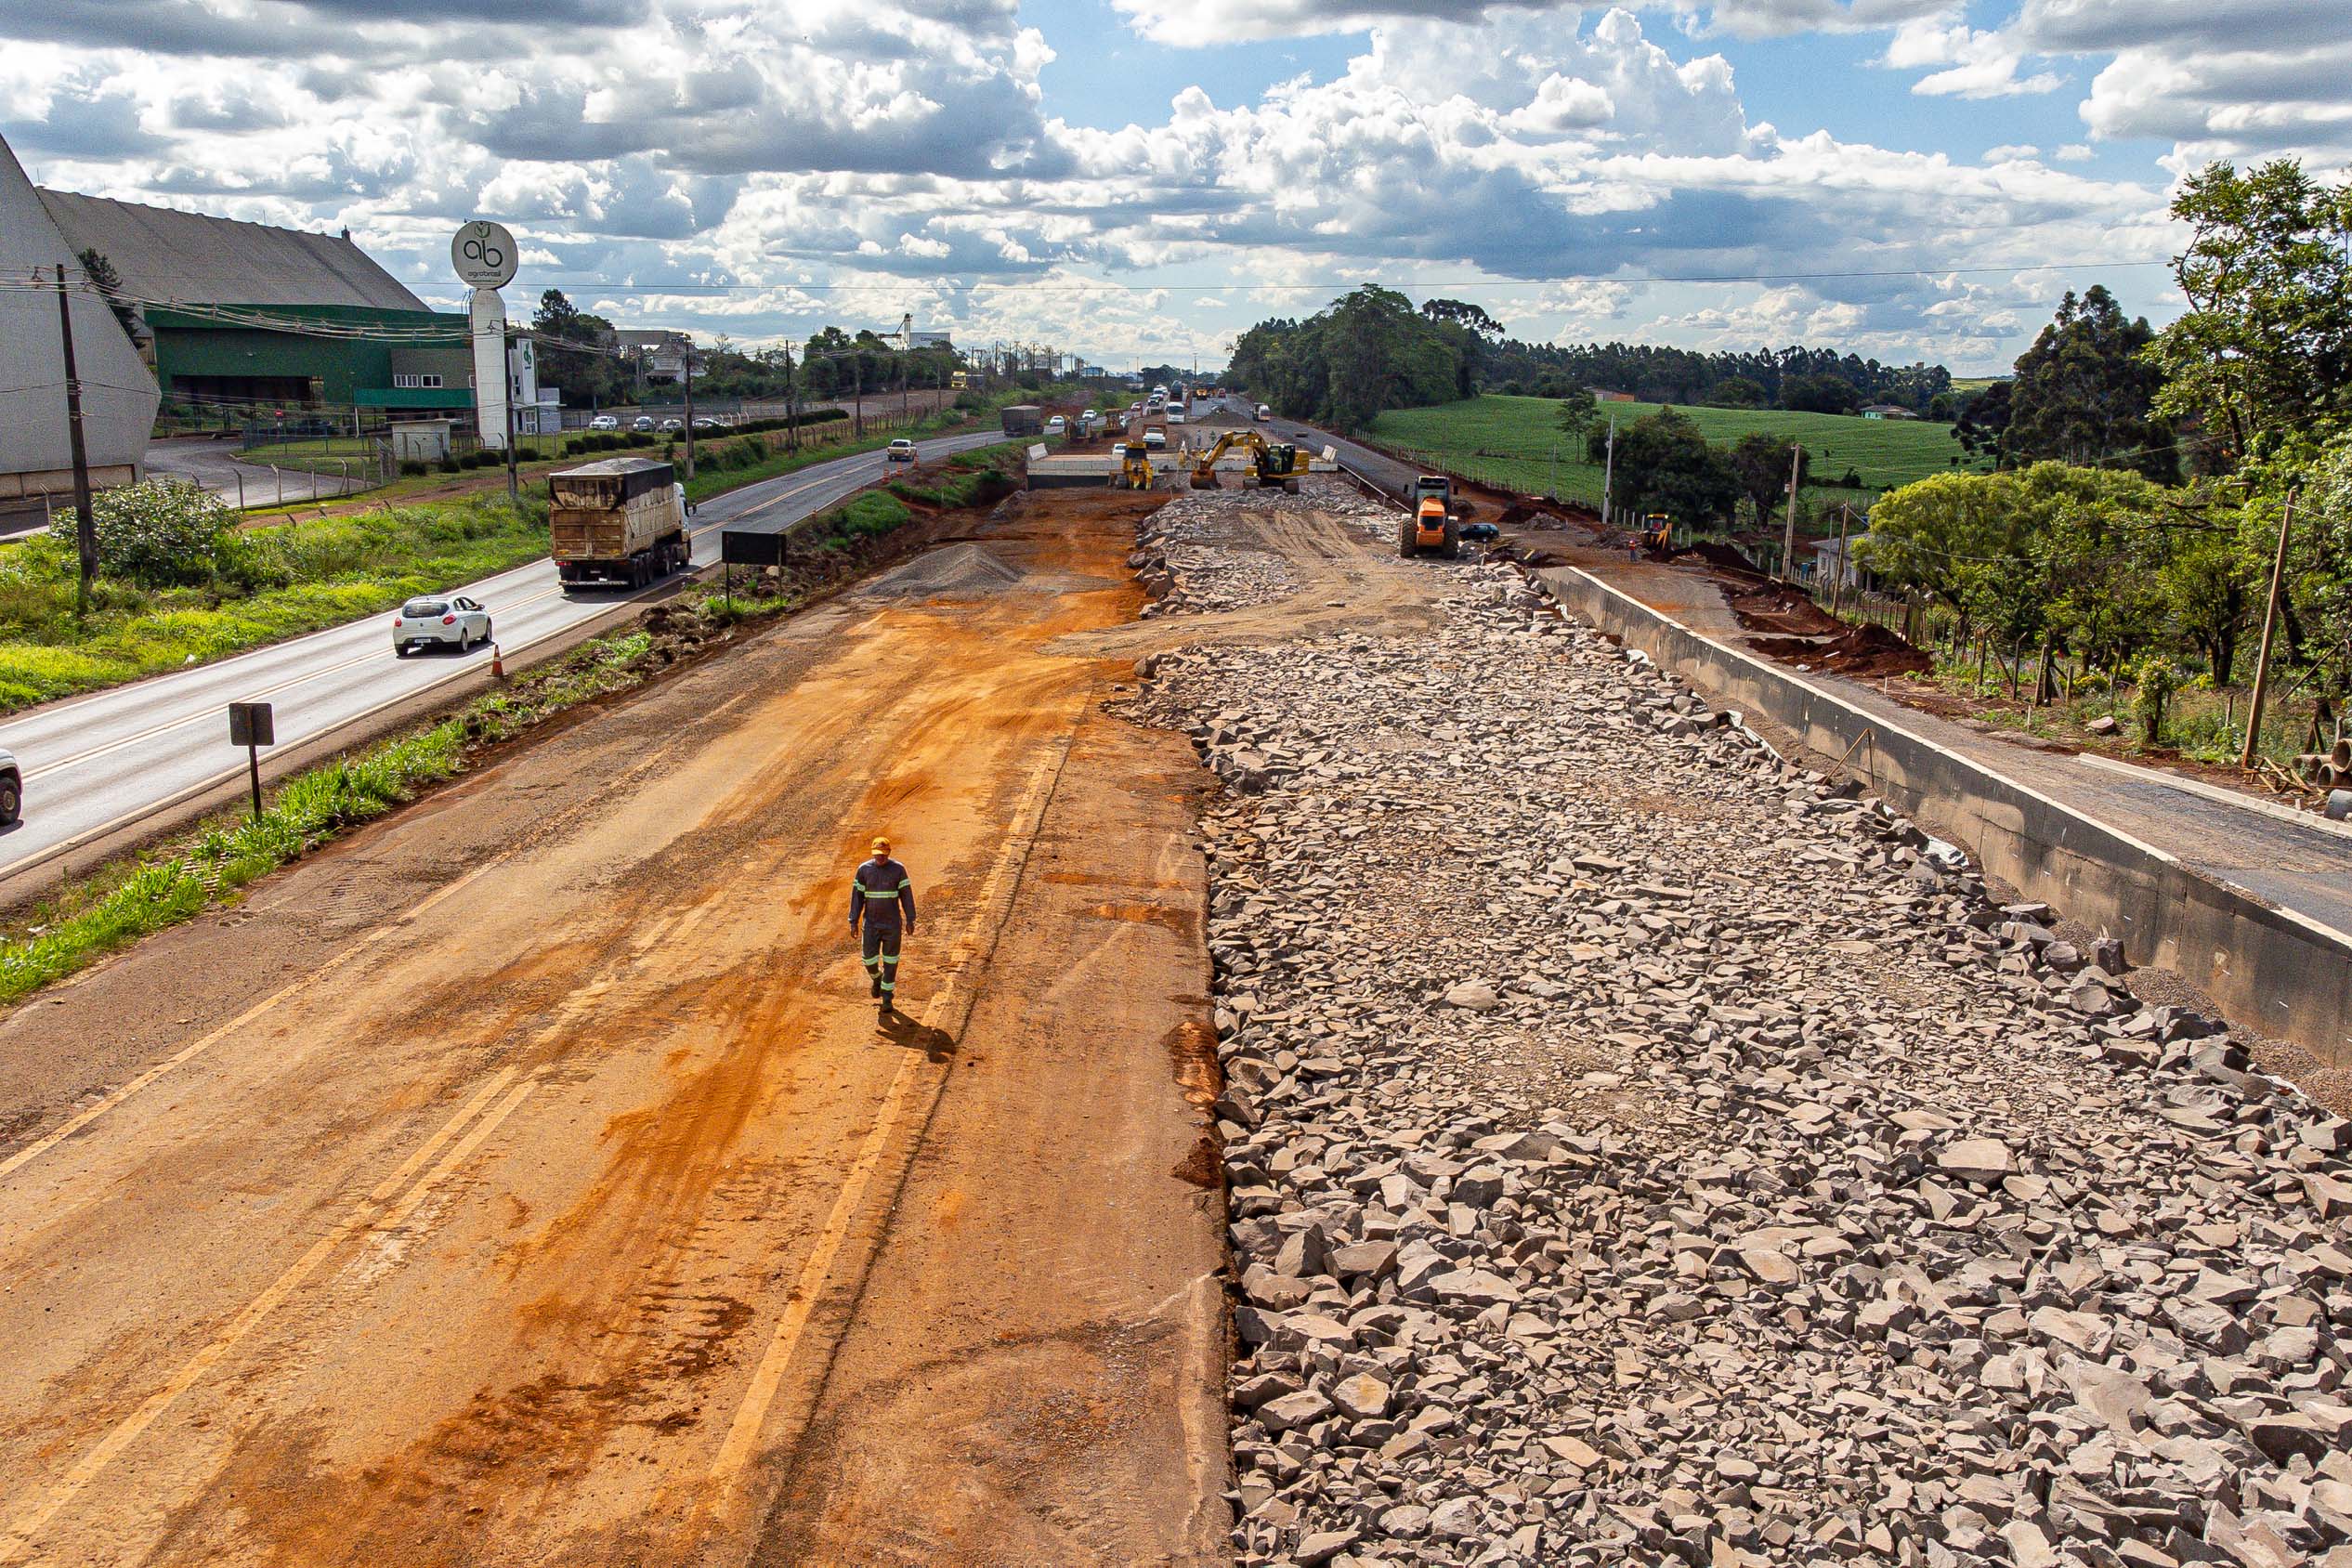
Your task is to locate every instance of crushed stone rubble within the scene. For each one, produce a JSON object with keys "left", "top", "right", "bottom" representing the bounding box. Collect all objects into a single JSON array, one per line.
[
  {"left": 1130, "top": 488, "right": 1330, "bottom": 617},
  {"left": 1122, "top": 495, "right": 2352, "bottom": 1568}
]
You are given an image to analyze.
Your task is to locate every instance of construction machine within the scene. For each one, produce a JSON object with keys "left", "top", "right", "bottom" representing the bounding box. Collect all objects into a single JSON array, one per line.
[
  {"left": 1188, "top": 430, "right": 1301, "bottom": 493},
  {"left": 1636, "top": 513, "right": 1674, "bottom": 556},
  {"left": 1396, "top": 475, "right": 1464, "bottom": 559},
  {"left": 1113, "top": 442, "right": 1156, "bottom": 491}
]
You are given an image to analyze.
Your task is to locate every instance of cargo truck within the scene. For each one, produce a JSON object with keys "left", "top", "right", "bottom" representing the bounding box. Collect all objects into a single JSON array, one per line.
[
  {"left": 1000, "top": 404, "right": 1045, "bottom": 438},
  {"left": 548, "top": 457, "right": 689, "bottom": 590}
]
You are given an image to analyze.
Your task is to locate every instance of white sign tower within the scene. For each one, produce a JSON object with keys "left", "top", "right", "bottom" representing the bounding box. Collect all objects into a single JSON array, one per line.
[{"left": 451, "top": 220, "right": 518, "bottom": 450}]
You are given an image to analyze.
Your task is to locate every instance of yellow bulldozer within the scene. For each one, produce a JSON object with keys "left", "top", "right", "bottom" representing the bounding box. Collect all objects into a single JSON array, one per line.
[{"left": 1188, "top": 430, "right": 1302, "bottom": 493}]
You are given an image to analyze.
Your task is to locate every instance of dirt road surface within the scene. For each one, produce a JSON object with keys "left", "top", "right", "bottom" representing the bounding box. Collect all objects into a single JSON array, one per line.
[{"left": 0, "top": 490, "right": 1237, "bottom": 1566}]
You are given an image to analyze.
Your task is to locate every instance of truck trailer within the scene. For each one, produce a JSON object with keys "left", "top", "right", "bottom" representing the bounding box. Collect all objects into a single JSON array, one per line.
[
  {"left": 1000, "top": 404, "right": 1045, "bottom": 438},
  {"left": 548, "top": 457, "right": 688, "bottom": 590}
]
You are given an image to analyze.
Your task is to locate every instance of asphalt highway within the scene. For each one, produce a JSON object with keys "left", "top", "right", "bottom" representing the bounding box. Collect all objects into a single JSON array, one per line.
[{"left": 0, "top": 430, "right": 1003, "bottom": 882}]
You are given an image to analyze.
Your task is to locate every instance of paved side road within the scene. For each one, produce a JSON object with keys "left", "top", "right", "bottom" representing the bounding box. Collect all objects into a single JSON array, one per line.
[
  {"left": 0, "top": 430, "right": 1001, "bottom": 883},
  {"left": 142, "top": 438, "right": 354, "bottom": 508}
]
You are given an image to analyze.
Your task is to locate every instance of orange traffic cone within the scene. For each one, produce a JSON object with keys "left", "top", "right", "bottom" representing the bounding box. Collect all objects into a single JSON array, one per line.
[{"left": 490, "top": 641, "right": 504, "bottom": 679}]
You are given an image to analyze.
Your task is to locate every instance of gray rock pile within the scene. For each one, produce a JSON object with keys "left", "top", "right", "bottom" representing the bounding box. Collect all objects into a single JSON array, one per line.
[
  {"left": 1126, "top": 496, "right": 2352, "bottom": 1568},
  {"left": 1133, "top": 491, "right": 1305, "bottom": 617}
]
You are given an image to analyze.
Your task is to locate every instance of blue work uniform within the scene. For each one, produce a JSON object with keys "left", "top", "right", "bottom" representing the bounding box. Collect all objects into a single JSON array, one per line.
[{"left": 850, "top": 856, "right": 917, "bottom": 1003}]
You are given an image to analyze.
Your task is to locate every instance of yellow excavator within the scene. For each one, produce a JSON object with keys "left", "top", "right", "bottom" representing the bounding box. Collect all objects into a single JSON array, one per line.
[
  {"left": 1113, "top": 441, "right": 1156, "bottom": 490},
  {"left": 1188, "top": 430, "right": 1301, "bottom": 493}
]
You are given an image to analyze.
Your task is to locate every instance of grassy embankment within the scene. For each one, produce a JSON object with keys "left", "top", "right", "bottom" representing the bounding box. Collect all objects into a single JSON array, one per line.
[
  {"left": 1366, "top": 394, "right": 1984, "bottom": 511},
  {"left": 0, "top": 441, "right": 1030, "bottom": 1004}
]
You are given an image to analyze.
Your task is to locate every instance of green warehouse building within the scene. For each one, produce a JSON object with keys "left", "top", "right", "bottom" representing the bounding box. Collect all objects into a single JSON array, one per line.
[{"left": 35, "top": 189, "right": 474, "bottom": 418}]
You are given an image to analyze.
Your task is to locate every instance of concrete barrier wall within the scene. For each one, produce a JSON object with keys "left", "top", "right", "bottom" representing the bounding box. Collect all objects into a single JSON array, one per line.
[{"left": 1537, "top": 564, "right": 2352, "bottom": 1067}]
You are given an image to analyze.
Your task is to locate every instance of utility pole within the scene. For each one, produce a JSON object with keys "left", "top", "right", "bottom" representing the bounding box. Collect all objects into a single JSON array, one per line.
[
  {"left": 53, "top": 265, "right": 98, "bottom": 615},
  {"left": 2241, "top": 489, "right": 2298, "bottom": 770},
  {"left": 783, "top": 343, "right": 798, "bottom": 452},
  {"left": 853, "top": 358, "right": 864, "bottom": 439},
  {"left": 682, "top": 341, "right": 696, "bottom": 482},
  {"left": 1599, "top": 417, "right": 1615, "bottom": 529},
  {"left": 1829, "top": 503, "right": 1852, "bottom": 616},
  {"left": 503, "top": 325, "right": 519, "bottom": 507},
  {"left": 1780, "top": 442, "right": 1804, "bottom": 582}
]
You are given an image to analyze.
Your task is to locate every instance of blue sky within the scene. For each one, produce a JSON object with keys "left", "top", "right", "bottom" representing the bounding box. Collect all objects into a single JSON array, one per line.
[{"left": 2, "top": 0, "right": 2345, "bottom": 374}]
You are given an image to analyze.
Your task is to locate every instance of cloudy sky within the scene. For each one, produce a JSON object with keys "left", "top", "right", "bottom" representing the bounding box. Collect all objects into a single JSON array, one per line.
[{"left": 5, "top": 0, "right": 2346, "bottom": 373}]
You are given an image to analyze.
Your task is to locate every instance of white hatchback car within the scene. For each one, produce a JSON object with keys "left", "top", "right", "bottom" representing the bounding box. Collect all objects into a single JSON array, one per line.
[
  {"left": 588, "top": 414, "right": 621, "bottom": 431},
  {"left": 393, "top": 595, "right": 491, "bottom": 657}
]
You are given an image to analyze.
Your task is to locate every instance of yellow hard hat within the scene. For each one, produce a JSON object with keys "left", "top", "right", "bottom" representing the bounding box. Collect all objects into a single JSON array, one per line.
[{"left": 870, "top": 836, "right": 891, "bottom": 855}]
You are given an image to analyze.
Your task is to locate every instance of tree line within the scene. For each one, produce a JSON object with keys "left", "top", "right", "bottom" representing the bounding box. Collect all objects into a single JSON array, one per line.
[
  {"left": 1225, "top": 288, "right": 1958, "bottom": 430},
  {"left": 1857, "top": 159, "right": 2352, "bottom": 742},
  {"left": 529, "top": 293, "right": 972, "bottom": 408}
]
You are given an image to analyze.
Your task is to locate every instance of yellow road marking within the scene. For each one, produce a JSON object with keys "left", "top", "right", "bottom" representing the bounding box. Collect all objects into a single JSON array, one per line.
[{"left": 0, "top": 1068, "right": 537, "bottom": 1563}]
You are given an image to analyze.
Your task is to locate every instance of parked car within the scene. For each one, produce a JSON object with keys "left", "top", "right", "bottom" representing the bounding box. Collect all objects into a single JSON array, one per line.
[
  {"left": 692, "top": 417, "right": 726, "bottom": 431},
  {"left": 1142, "top": 429, "right": 1167, "bottom": 450},
  {"left": 1044, "top": 414, "right": 1066, "bottom": 436},
  {"left": 392, "top": 595, "right": 492, "bottom": 657},
  {"left": 588, "top": 414, "right": 621, "bottom": 431},
  {"left": 0, "top": 747, "right": 19, "bottom": 826},
  {"left": 886, "top": 438, "right": 917, "bottom": 463},
  {"left": 660, "top": 418, "right": 684, "bottom": 432},
  {"left": 632, "top": 415, "right": 656, "bottom": 432}
]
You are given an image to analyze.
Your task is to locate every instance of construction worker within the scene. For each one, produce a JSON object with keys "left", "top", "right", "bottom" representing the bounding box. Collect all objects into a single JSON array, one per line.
[{"left": 849, "top": 836, "right": 917, "bottom": 1014}]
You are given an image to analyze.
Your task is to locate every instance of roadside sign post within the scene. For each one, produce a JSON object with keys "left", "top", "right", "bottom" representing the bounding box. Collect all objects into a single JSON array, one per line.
[
  {"left": 720, "top": 530, "right": 788, "bottom": 613},
  {"left": 228, "top": 701, "right": 275, "bottom": 824}
]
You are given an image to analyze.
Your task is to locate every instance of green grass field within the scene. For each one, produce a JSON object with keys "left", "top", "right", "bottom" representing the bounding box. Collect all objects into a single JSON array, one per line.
[{"left": 1366, "top": 395, "right": 1984, "bottom": 511}]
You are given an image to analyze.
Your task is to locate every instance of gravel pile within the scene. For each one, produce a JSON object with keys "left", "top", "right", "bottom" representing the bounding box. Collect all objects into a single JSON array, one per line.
[
  {"left": 1126, "top": 501, "right": 2352, "bottom": 1568},
  {"left": 1130, "top": 490, "right": 1320, "bottom": 618}
]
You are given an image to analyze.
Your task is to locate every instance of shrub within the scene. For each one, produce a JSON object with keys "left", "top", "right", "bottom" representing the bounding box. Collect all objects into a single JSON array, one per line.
[
  {"left": 399, "top": 459, "right": 428, "bottom": 477},
  {"left": 438, "top": 456, "right": 461, "bottom": 474},
  {"left": 50, "top": 480, "right": 236, "bottom": 589}
]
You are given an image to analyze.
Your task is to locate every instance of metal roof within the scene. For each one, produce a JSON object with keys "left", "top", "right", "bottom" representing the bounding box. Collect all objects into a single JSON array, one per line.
[
  {"left": 0, "top": 135, "right": 157, "bottom": 480},
  {"left": 35, "top": 189, "right": 426, "bottom": 310}
]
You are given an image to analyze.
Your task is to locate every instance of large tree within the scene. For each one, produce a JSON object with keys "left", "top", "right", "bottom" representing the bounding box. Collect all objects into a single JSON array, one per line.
[
  {"left": 2149, "top": 158, "right": 2352, "bottom": 468},
  {"left": 1729, "top": 433, "right": 1809, "bottom": 529},
  {"left": 2004, "top": 286, "right": 2176, "bottom": 479},
  {"left": 1590, "top": 407, "right": 1740, "bottom": 525},
  {"left": 1952, "top": 381, "right": 2013, "bottom": 464},
  {"left": 530, "top": 289, "right": 627, "bottom": 407}
]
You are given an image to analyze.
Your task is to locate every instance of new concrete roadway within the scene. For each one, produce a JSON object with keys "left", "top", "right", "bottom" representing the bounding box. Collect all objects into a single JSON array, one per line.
[{"left": 0, "top": 429, "right": 1003, "bottom": 885}]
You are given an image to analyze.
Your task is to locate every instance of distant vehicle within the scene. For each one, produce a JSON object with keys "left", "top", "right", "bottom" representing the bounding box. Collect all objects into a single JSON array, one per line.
[
  {"left": 1256, "top": 403, "right": 1272, "bottom": 421},
  {"left": 1044, "top": 414, "right": 1066, "bottom": 435},
  {"left": 1143, "top": 428, "right": 1167, "bottom": 450},
  {"left": 1462, "top": 520, "right": 1500, "bottom": 542},
  {"left": 632, "top": 415, "right": 656, "bottom": 432},
  {"left": 886, "top": 438, "right": 917, "bottom": 462},
  {"left": 1153, "top": 384, "right": 1168, "bottom": 396},
  {"left": 1000, "top": 404, "right": 1045, "bottom": 437},
  {"left": 588, "top": 414, "right": 621, "bottom": 431},
  {"left": 393, "top": 595, "right": 491, "bottom": 656},
  {"left": 1080, "top": 409, "right": 1099, "bottom": 423},
  {"left": 1165, "top": 409, "right": 1185, "bottom": 426},
  {"left": 692, "top": 416, "right": 726, "bottom": 431},
  {"left": 0, "top": 747, "right": 19, "bottom": 826},
  {"left": 548, "top": 457, "right": 688, "bottom": 590},
  {"left": 660, "top": 417, "right": 684, "bottom": 432}
]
